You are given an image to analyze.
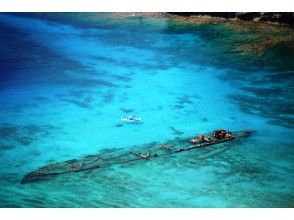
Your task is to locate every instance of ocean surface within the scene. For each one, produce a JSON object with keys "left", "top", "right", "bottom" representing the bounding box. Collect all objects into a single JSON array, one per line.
[{"left": 0, "top": 13, "right": 293, "bottom": 207}]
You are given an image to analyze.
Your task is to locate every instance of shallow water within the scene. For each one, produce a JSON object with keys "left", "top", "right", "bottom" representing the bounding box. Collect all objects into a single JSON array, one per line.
[{"left": 0, "top": 13, "right": 293, "bottom": 207}]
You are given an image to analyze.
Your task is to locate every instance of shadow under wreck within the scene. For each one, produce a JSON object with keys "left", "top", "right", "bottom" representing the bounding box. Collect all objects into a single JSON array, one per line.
[{"left": 21, "top": 129, "right": 254, "bottom": 184}]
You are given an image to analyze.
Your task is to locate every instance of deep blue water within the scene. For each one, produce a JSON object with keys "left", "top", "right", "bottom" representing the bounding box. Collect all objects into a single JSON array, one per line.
[{"left": 0, "top": 13, "right": 293, "bottom": 207}]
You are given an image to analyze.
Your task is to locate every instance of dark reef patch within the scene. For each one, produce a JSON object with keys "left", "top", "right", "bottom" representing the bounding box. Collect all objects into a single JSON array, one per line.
[
  {"left": 55, "top": 76, "right": 118, "bottom": 89},
  {"left": 60, "top": 98, "right": 93, "bottom": 110},
  {"left": 174, "top": 95, "right": 195, "bottom": 110},
  {"left": 55, "top": 90, "right": 96, "bottom": 110},
  {"left": 221, "top": 68, "right": 294, "bottom": 129},
  {"left": 240, "top": 86, "right": 293, "bottom": 98},
  {"left": 229, "top": 93, "right": 294, "bottom": 129},
  {"left": 169, "top": 126, "right": 184, "bottom": 136},
  {"left": 112, "top": 74, "right": 132, "bottom": 82},
  {"left": 176, "top": 95, "right": 194, "bottom": 105},
  {"left": 0, "top": 126, "right": 18, "bottom": 138},
  {"left": 264, "top": 70, "right": 294, "bottom": 82},
  {"left": 267, "top": 119, "right": 294, "bottom": 129},
  {"left": 225, "top": 162, "right": 267, "bottom": 180},
  {"left": 24, "top": 125, "right": 44, "bottom": 135},
  {"left": 0, "top": 103, "right": 39, "bottom": 114},
  {"left": 0, "top": 145, "right": 15, "bottom": 151},
  {"left": 124, "top": 85, "right": 132, "bottom": 89},
  {"left": 68, "top": 89, "right": 95, "bottom": 98},
  {"left": 90, "top": 55, "right": 117, "bottom": 64},
  {"left": 15, "top": 136, "right": 35, "bottom": 146},
  {"left": 0, "top": 123, "right": 58, "bottom": 151},
  {"left": 102, "top": 92, "right": 115, "bottom": 103},
  {"left": 119, "top": 107, "right": 134, "bottom": 114},
  {"left": 34, "top": 96, "right": 51, "bottom": 102},
  {"left": 91, "top": 51, "right": 171, "bottom": 71},
  {"left": 202, "top": 118, "right": 208, "bottom": 122},
  {"left": 174, "top": 104, "right": 184, "bottom": 110}
]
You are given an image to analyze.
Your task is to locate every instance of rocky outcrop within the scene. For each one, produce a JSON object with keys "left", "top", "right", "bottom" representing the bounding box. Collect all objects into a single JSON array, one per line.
[{"left": 169, "top": 13, "right": 294, "bottom": 26}]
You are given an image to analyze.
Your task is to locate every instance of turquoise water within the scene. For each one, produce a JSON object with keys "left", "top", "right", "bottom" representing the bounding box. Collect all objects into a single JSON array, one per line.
[{"left": 0, "top": 13, "right": 293, "bottom": 207}]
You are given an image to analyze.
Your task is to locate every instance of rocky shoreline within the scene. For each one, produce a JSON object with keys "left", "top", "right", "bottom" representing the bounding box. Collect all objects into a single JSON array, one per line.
[
  {"left": 162, "top": 12, "right": 294, "bottom": 70},
  {"left": 168, "top": 12, "right": 294, "bottom": 27}
]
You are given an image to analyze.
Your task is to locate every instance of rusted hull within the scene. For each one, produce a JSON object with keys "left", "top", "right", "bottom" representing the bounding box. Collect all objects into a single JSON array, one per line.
[{"left": 21, "top": 129, "right": 254, "bottom": 184}]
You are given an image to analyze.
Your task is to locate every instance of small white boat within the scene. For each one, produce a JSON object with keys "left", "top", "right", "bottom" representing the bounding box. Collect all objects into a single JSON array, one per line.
[{"left": 121, "top": 116, "right": 142, "bottom": 123}]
